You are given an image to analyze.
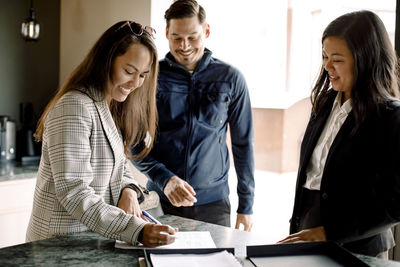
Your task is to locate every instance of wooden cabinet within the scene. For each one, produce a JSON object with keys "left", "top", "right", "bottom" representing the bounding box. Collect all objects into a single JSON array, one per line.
[{"left": 0, "top": 177, "right": 36, "bottom": 248}]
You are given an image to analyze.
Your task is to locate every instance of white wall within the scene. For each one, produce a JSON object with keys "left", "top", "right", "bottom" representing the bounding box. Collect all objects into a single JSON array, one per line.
[
  {"left": 203, "top": 0, "right": 289, "bottom": 109},
  {"left": 150, "top": 0, "right": 173, "bottom": 58},
  {"left": 151, "top": 0, "right": 290, "bottom": 108}
]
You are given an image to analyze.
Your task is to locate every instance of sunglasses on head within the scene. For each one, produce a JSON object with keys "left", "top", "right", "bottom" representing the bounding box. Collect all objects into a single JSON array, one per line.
[{"left": 117, "top": 21, "right": 156, "bottom": 39}]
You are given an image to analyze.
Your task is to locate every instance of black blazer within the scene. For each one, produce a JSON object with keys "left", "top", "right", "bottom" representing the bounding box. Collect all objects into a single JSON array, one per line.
[{"left": 289, "top": 91, "right": 400, "bottom": 256}]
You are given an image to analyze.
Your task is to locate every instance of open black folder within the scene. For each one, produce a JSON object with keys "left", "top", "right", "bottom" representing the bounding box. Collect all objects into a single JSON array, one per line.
[{"left": 144, "top": 242, "right": 368, "bottom": 267}]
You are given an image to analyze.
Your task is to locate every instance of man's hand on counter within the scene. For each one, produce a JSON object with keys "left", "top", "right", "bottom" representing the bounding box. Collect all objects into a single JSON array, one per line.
[{"left": 235, "top": 213, "right": 253, "bottom": 232}]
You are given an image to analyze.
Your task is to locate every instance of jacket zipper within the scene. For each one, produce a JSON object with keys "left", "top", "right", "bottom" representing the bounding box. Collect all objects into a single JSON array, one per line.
[{"left": 183, "top": 75, "right": 194, "bottom": 182}]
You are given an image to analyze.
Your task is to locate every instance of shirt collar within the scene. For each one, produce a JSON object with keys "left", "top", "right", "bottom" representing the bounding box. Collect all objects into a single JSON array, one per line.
[
  {"left": 332, "top": 92, "right": 352, "bottom": 114},
  {"left": 165, "top": 48, "right": 213, "bottom": 73}
]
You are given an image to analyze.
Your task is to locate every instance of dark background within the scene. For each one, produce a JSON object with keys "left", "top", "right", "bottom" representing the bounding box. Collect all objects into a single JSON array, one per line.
[{"left": 0, "top": 0, "right": 60, "bottom": 127}]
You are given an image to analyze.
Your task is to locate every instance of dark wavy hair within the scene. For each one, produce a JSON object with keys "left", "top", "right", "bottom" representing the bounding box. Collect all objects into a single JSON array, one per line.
[
  {"left": 35, "top": 21, "right": 158, "bottom": 159},
  {"left": 311, "top": 10, "right": 400, "bottom": 130}
]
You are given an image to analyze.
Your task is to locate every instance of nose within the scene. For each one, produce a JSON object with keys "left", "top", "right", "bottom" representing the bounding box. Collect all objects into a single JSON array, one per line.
[
  {"left": 129, "top": 73, "right": 141, "bottom": 89},
  {"left": 180, "top": 38, "right": 190, "bottom": 50},
  {"left": 324, "top": 60, "right": 333, "bottom": 72}
]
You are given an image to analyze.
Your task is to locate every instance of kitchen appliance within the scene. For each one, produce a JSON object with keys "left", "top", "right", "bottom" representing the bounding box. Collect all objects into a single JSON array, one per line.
[
  {"left": 16, "top": 102, "right": 40, "bottom": 163},
  {"left": 0, "top": 115, "right": 16, "bottom": 161}
]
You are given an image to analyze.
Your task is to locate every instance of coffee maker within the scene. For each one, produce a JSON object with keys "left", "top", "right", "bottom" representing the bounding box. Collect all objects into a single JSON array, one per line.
[{"left": 0, "top": 115, "right": 16, "bottom": 161}]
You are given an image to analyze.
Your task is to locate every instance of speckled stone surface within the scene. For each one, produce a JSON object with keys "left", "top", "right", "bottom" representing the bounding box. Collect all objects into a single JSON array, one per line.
[
  {"left": 0, "top": 161, "right": 38, "bottom": 182},
  {"left": 356, "top": 255, "right": 400, "bottom": 267},
  {"left": 0, "top": 215, "right": 398, "bottom": 266}
]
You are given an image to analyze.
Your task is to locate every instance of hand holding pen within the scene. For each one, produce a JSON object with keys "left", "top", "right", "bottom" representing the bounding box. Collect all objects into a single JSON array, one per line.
[
  {"left": 140, "top": 211, "right": 178, "bottom": 247},
  {"left": 142, "top": 210, "right": 161, "bottom": 224},
  {"left": 118, "top": 188, "right": 176, "bottom": 247}
]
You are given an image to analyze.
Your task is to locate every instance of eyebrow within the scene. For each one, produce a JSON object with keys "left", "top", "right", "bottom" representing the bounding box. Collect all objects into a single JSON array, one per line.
[
  {"left": 171, "top": 31, "right": 198, "bottom": 36},
  {"left": 127, "top": 63, "right": 150, "bottom": 74},
  {"left": 331, "top": 52, "right": 345, "bottom": 57},
  {"left": 322, "top": 49, "right": 345, "bottom": 57}
]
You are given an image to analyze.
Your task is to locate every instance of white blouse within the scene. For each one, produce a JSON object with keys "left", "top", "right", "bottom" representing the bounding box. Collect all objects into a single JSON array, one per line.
[{"left": 304, "top": 92, "right": 352, "bottom": 190}]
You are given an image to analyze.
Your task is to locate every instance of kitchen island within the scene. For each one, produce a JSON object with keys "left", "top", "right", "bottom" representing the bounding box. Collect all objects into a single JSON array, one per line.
[
  {"left": 0, "top": 214, "right": 398, "bottom": 266},
  {"left": 0, "top": 161, "right": 38, "bottom": 248}
]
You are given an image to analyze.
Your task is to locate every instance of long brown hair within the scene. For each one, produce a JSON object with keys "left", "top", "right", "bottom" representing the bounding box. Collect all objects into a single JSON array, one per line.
[
  {"left": 311, "top": 10, "right": 400, "bottom": 130},
  {"left": 35, "top": 21, "right": 158, "bottom": 159}
]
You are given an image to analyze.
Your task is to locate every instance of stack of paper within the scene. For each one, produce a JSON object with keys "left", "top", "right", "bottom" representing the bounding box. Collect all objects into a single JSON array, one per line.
[
  {"left": 115, "top": 231, "right": 216, "bottom": 249},
  {"left": 150, "top": 250, "right": 242, "bottom": 267}
]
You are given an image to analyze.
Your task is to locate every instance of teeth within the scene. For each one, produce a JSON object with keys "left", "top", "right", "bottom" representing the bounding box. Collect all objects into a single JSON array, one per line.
[
  {"left": 119, "top": 86, "right": 131, "bottom": 93},
  {"left": 180, "top": 51, "right": 192, "bottom": 56}
]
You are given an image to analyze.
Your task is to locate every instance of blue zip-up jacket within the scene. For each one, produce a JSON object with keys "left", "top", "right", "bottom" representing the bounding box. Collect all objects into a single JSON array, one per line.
[{"left": 132, "top": 49, "right": 255, "bottom": 214}]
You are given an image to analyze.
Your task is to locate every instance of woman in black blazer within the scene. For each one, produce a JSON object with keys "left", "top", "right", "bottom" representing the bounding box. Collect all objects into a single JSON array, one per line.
[{"left": 279, "top": 10, "right": 400, "bottom": 258}]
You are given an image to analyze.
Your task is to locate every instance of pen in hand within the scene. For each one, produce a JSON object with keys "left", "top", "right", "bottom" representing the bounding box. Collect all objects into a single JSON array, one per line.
[{"left": 142, "top": 210, "right": 162, "bottom": 224}]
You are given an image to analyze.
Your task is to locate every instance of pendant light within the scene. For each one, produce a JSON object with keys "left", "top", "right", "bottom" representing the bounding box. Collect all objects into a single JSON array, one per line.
[{"left": 21, "top": 0, "right": 40, "bottom": 41}]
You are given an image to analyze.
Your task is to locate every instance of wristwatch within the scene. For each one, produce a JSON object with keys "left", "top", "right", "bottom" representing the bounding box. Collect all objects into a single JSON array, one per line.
[{"left": 123, "top": 183, "right": 144, "bottom": 203}]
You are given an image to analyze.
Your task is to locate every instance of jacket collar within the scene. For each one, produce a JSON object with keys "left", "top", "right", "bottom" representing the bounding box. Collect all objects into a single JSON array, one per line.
[
  {"left": 75, "top": 87, "right": 122, "bottom": 155},
  {"left": 164, "top": 48, "right": 213, "bottom": 74},
  {"left": 76, "top": 86, "right": 104, "bottom": 102}
]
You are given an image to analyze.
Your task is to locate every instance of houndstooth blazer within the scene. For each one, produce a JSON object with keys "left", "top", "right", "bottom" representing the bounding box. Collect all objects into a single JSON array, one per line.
[{"left": 26, "top": 89, "right": 147, "bottom": 244}]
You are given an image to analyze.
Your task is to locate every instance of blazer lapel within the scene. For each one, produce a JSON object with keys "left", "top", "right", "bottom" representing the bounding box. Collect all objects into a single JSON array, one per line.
[
  {"left": 94, "top": 100, "right": 125, "bottom": 205},
  {"left": 298, "top": 93, "right": 337, "bottom": 180},
  {"left": 324, "top": 111, "right": 355, "bottom": 165},
  {"left": 94, "top": 101, "right": 123, "bottom": 156}
]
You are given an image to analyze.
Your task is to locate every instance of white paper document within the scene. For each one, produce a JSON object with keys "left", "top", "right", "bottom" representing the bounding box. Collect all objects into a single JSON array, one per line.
[
  {"left": 150, "top": 250, "right": 242, "bottom": 267},
  {"left": 249, "top": 255, "right": 343, "bottom": 267},
  {"left": 115, "top": 231, "right": 216, "bottom": 249}
]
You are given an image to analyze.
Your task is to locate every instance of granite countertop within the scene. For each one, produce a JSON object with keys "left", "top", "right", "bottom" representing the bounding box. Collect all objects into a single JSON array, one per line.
[
  {"left": 0, "top": 161, "right": 38, "bottom": 182},
  {"left": 0, "top": 215, "right": 398, "bottom": 266}
]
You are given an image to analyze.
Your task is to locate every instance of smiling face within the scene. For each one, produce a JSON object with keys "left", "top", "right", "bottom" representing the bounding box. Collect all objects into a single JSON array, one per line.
[
  {"left": 166, "top": 16, "right": 210, "bottom": 71},
  {"left": 106, "top": 43, "right": 152, "bottom": 105},
  {"left": 322, "top": 36, "right": 355, "bottom": 102}
]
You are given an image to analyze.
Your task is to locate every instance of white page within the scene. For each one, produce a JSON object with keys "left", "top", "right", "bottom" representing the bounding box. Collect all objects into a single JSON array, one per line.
[
  {"left": 150, "top": 250, "right": 242, "bottom": 267},
  {"left": 115, "top": 231, "right": 216, "bottom": 249},
  {"left": 249, "top": 255, "right": 343, "bottom": 267}
]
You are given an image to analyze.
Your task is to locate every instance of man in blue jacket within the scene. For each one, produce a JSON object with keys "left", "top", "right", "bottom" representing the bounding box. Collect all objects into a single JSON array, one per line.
[{"left": 132, "top": 0, "right": 255, "bottom": 231}]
